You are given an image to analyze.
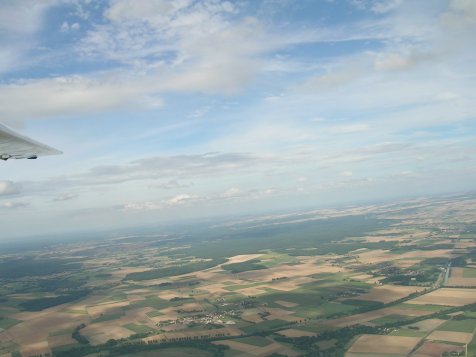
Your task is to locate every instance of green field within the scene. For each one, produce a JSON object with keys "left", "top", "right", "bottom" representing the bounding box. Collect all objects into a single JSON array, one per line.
[
  {"left": 0, "top": 341, "right": 19, "bottom": 355},
  {"left": 234, "top": 336, "right": 273, "bottom": 347},
  {"left": 397, "top": 303, "right": 448, "bottom": 312},
  {"left": 222, "top": 259, "right": 267, "bottom": 274},
  {"left": 0, "top": 317, "right": 21, "bottom": 330},
  {"left": 146, "top": 310, "right": 164, "bottom": 317},
  {"left": 123, "top": 323, "right": 155, "bottom": 333},
  {"left": 438, "top": 318, "right": 476, "bottom": 333},
  {"left": 370, "top": 314, "right": 411, "bottom": 325},
  {"left": 0, "top": 310, "right": 13, "bottom": 317},
  {"left": 463, "top": 268, "right": 476, "bottom": 278},
  {"left": 92, "top": 312, "right": 124, "bottom": 323},
  {"left": 258, "top": 252, "right": 299, "bottom": 267},
  {"left": 49, "top": 328, "right": 73, "bottom": 336},
  {"left": 468, "top": 333, "right": 476, "bottom": 357}
]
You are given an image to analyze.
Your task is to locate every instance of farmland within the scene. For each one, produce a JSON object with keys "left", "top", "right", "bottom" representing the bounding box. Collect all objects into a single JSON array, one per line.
[{"left": 1, "top": 195, "right": 476, "bottom": 356}]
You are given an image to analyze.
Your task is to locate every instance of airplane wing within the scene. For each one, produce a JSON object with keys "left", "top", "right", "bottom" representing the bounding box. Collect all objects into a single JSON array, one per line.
[{"left": 0, "top": 123, "right": 62, "bottom": 160}]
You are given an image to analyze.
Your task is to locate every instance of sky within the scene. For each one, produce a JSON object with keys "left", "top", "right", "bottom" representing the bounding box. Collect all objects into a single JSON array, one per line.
[{"left": 0, "top": 0, "right": 475, "bottom": 239}]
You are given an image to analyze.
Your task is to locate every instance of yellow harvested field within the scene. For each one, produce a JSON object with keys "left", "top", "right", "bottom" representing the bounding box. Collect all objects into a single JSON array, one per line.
[
  {"left": 264, "top": 307, "right": 298, "bottom": 322},
  {"left": 225, "top": 254, "right": 264, "bottom": 264},
  {"left": 82, "top": 324, "right": 133, "bottom": 345},
  {"left": 236, "top": 287, "right": 268, "bottom": 296},
  {"left": 124, "top": 307, "right": 155, "bottom": 324},
  {"left": 157, "top": 291, "right": 190, "bottom": 300},
  {"left": 213, "top": 340, "right": 299, "bottom": 357},
  {"left": 86, "top": 300, "right": 130, "bottom": 318},
  {"left": 447, "top": 277, "right": 476, "bottom": 286},
  {"left": 241, "top": 309, "right": 264, "bottom": 323},
  {"left": 126, "top": 288, "right": 150, "bottom": 294},
  {"left": 384, "top": 307, "right": 432, "bottom": 317},
  {"left": 20, "top": 341, "right": 50, "bottom": 357},
  {"left": 0, "top": 353, "right": 12, "bottom": 357},
  {"left": 451, "top": 267, "right": 464, "bottom": 278},
  {"left": 110, "top": 267, "right": 151, "bottom": 276},
  {"left": 213, "top": 340, "right": 264, "bottom": 353},
  {"left": 356, "top": 250, "right": 396, "bottom": 264},
  {"left": 175, "top": 303, "right": 203, "bottom": 312},
  {"left": 455, "top": 241, "right": 476, "bottom": 249},
  {"left": 48, "top": 334, "right": 76, "bottom": 348},
  {"left": 355, "top": 285, "right": 423, "bottom": 303},
  {"left": 363, "top": 235, "right": 401, "bottom": 243},
  {"left": 408, "top": 318, "right": 446, "bottom": 331},
  {"left": 394, "top": 260, "right": 419, "bottom": 268},
  {"left": 277, "top": 328, "right": 317, "bottom": 337},
  {"left": 199, "top": 283, "right": 230, "bottom": 295},
  {"left": 406, "top": 288, "right": 476, "bottom": 306},
  {"left": 427, "top": 330, "right": 473, "bottom": 344},
  {"left": 399, "top": 250, "right": 453, "bottom": 260},
  {"left": 347, "top": 334, "right": 421, "bottom": 355},
  {"left": 275, "top": 300, "right": 298, "bottom": 308},
  {"left": 150, "top": 307, "right": 178, "bottom": 322},
  {"left": 127, "top": 295, "right": 147, "bottom": 303}
]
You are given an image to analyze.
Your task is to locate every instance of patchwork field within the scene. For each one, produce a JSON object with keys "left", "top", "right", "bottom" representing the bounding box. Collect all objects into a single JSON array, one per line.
[{"left": 1, "top": 195, "right": 476, "bottom": 356}]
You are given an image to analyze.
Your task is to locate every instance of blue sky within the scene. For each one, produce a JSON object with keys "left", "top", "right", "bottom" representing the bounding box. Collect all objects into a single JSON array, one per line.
[{"left": 0, "top": 0, "right": 475, "bottom": 239}]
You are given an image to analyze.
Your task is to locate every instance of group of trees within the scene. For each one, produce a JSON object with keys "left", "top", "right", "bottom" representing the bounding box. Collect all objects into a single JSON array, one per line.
[
  {"left": 72, "top": 323, "right": 89, "bottom": 345},
  {"left": 54, "top": 338, "right": 229, "bottom": 357}
]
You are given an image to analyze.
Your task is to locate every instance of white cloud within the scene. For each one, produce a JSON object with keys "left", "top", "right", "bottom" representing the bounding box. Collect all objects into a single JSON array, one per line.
[
  {"left": 1, "top": 201, "right": 28, "bottom": 209},
  {"left": 0, "top": 0, "right": 58, "bottom": 73},
  {"left": 60, "top": 21, "right": 69, "bottom": 32},
  {"left": 123, "top": 201, "right": 162, "bottom": 211},
  {"left": 371, "top": 0, "right": 404, "bottom": 14},
  {"left": 166, "top": 193, "right": 198, "bottom": 205},
  {"left": 123, "top": 192, "right": 199, "bottom": 211},
  {"left": 0, "top": 181, "right": 21, "bottom": 196},
  {"left": 0, "top": 0, "right": 56, "bottom": 34},
  {"left": 221, "top": 187, "right": 240, "bottom": 198},
  {"left": 0, "top": 75, "right": 160, "bottom": 123},
  {"left": 61, "top": 21, "right": 80, "bottom": 32},
  {"left": 327, "top": 123, "right": 369, "bottom": 134},
  {"left": 75, "top": 0, "right": 265, "bottom": 96}
]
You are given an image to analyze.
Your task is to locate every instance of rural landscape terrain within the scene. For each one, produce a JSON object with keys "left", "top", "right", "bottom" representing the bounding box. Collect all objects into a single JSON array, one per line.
[{"left": 1, "top": 194, "right": 476, "bottom": 357}]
